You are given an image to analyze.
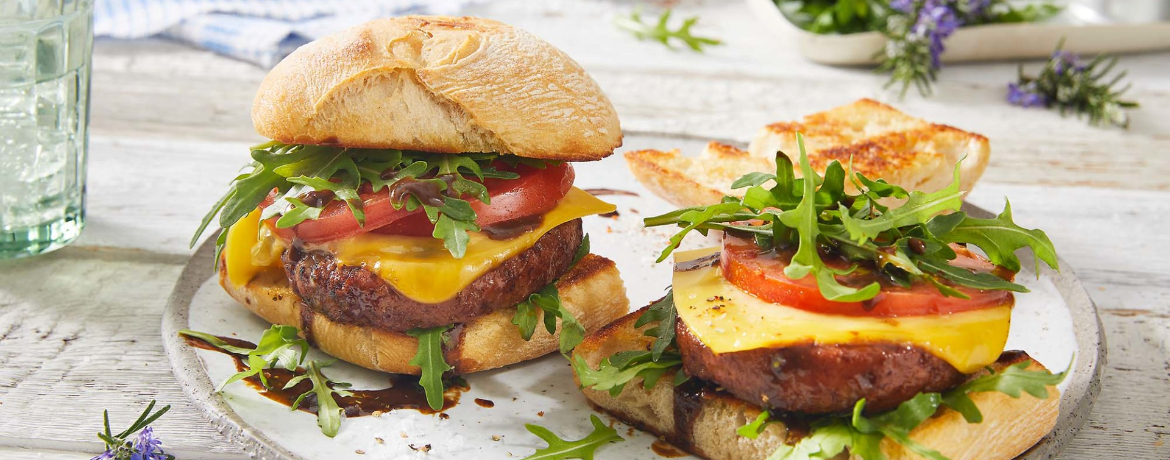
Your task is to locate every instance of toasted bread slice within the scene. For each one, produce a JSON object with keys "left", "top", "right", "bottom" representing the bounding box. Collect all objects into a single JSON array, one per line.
[
  {"left": 625, "top": 99, "right": 990, "bottom": 208},
  {"left": 573, "top": 307, "right": 1060, "bottom": 460},
  {"left": 222, "top": 254, "right": 628, "bottom": 375}
]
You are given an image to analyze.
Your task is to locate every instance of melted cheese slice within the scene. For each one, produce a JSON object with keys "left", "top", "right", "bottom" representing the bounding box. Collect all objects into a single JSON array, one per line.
[
  {"left": 224, "top": 187, "right": 614, "bottom": 303},
  {"left": 672, "top": 248, "right": 1010, "bottom": 374}
]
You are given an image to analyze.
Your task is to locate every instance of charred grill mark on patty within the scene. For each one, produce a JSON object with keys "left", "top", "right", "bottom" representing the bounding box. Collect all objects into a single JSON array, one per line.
[
  {"left": 675, "top": 319, "right": 966, "bottom": 415},
  {"left": 283, "top": 219, "right": 584, "bottom": 332}
]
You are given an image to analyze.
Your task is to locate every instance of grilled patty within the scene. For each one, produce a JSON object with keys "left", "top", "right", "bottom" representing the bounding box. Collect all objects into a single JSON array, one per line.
[
  {"left": 283, "top": 219, "right": 583, "bottom": 332},
  {"left": 675, "top": 319, "right": 966, "bottom": 415}
]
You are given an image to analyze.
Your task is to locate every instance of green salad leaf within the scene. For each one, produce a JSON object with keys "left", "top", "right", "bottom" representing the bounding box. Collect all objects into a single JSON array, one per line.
[
  {"left": 406, "top": 326, "right": 454, "bottom": 411},
  {"left": 287, "top": 360, "right": 353, "bottom": 438},
  {"left": 572, "top": 350, "right": 685, "bottom": 397},
  {"left": 760, "top": 359, "right": 1068, "bottom": 460},
  {"left": 644, "top": 131, "right": 1058, "bottom": 303},
  {"left": 522, "top": 414, "right": 624, "bottom": 460},
  {"left": 511, "top": 236, "right": 592, "bottom": 353},
  {"left": 634, "top": 290, "right": 677, "bottom": 361},
  {"left": 180, "top": 325, "right": 308, "bottom": 391},
  {"left": 192, "top": 142, "right": 547, "bottom": 260}
]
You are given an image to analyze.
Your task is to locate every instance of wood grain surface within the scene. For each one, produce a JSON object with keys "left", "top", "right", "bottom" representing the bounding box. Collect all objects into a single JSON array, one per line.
[{"left": 1, "top": 0, "right": 1167, "bottom": 459}]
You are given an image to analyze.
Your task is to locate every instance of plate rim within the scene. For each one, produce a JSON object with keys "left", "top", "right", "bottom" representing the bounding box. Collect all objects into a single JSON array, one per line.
[{"left": 162, "top": 189, "right": 1105, "bottom": 460}]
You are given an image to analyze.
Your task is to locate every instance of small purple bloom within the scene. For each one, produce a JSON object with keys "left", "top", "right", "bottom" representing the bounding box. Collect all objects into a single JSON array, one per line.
[
  {"left": 912, "top": 1, "right": 962, "bottom": 69},
  {"left": 891, "top": 0, "right": 915, "bottom": 13},
  {"left": 1007, "top": 82, "right": 1049, "bottom": 107},
  {"left": 967, "top": 0, "right": 992, "bottom": 18},
  {"left": 1051, "top": 50, "right": 1084, "bottom": 76},
  {"left": 90, "top": 451, "right": 115, "bottom": 460},
  {"left": 128, "top": 427, "right": 169, "bottom": 460}
]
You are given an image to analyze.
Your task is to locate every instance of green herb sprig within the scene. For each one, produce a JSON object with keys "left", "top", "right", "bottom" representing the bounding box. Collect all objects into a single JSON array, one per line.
[
  {"left": 192, "top": 142, "right": 541, "bottom": 260},
  {"left": 645, "top": 133, "right": 1058, "bottom": 303},
  {"left": 615, "top": 8, "right": 722, "bottom": 52},
  {"left": 95, "top": 400, "right": 174, "bottom": 460},
  {"left": 1009, "top": 41, "right": 1138, "bottom": 128},
  {"left": 180, "top": 326, "right": 354, "bottom": 437},
  {"left": 406, "top": 326, "right": 455, "bottom": 411},
  {"left": 522, "top": 414, "right": 625, "bottom": 460},
  {"left": 512, "top": 235, "right": 592, "bottom": 354},
  {"left": 764, "top": 359, "right": 1068, "bottom": 460},
  {"left": 776, "top": 0, "right": 890, "bottom": 34}
]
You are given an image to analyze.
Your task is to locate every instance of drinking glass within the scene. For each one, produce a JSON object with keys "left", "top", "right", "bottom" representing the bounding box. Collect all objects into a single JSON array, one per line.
[{"left": 0, "top": 0, "right": 92, "bottom": 259}]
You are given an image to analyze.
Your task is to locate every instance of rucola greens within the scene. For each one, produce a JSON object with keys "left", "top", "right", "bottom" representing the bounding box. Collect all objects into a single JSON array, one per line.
[
  {"left": 645, "top": 132, "right": 1058, "bottom": 302},
  {"left": 192, "top": 141, "right": 548, "bottom": 260}
]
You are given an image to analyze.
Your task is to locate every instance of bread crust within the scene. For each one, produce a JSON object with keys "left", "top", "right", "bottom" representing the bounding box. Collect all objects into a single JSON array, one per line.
[
  {"left": 252, "top": 16, "right": 622, "bottom": 160},
  {"left": 222, "top": 253, "right": 628, "bottom": 375},
  {"left": 625, "top": 99, "right": 990, "bottom": 208},
  {"left": 574, "top": 308, "right": 1060, "bottom": 460}
]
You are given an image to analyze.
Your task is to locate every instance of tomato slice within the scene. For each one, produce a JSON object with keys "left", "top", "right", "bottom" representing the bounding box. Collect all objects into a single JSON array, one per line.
[
  {"left": 719, "top": 232, "right": 1013, "bottom": 317},
  {"left": 263, "top": 162, "right": 574, "bottom": 243}
]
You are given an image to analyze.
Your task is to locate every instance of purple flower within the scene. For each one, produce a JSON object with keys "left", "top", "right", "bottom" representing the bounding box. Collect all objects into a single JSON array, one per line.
[
  {"left": 90, "top": 452, "right": 115, "bottom": 460},
  {"left": 1051, "top": 50, "right": 1085, "bottom": 76},
  {"left": 912, "top": 1, "right": 962, "bottom": 69},
  {"left": 1007, "top": 82, "right": 1049, "bottom": 107},
  {"left": 967, "top": 0, "right": 992, "bottom": 18},
  {"left": 891, "top": 0, "right": 915, "bottom": 13},
  {"left": 128, "top": 427, "right": 169, "bottom": 460}
]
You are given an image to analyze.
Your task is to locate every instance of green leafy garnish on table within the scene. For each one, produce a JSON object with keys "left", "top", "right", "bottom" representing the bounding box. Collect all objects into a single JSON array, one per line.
[
  {"left": 407, "top": 325, "right": 455, "bottom": 411},
  {"left": 1008, "top": 41, "right": 1138, "bottom": 128},
  {"left": 645, "top": 132, "right": 1058, "bottom": 302},
  {"left": 522, "top": 414, "right": 625, "bottom": 460},
  {"left": 191, "top": 141, "right": 542, "bottom": 260},
  {"left": 285, "top": 360, "right": 354, "bottom": 438},
  {"left": 762, "top": 359, "right": 1068, "bottom": 460},
  {"left": 615, "top": 8, "right": 722, "bottom": 52}
]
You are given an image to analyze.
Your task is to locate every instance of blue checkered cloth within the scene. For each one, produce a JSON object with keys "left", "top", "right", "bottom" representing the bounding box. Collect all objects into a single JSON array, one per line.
[{"left": 94, "top": 0, "right": 480, "bottom": 67}]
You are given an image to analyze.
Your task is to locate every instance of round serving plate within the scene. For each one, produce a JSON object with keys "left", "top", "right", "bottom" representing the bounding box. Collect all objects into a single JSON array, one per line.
[{"left": 162, "top": 132, "right": 1104, "bottom": 460}]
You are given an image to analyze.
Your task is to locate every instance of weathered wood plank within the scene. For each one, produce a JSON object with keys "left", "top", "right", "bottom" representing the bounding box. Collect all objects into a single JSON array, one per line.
[{"left": 0, "top": 249, "right": 245, "bottom": 457}]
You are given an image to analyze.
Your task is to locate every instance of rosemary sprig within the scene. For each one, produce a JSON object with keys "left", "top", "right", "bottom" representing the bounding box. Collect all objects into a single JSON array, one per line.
[
  {"left": 94, "top": 400, "right": 174, "bottom": 460},
  {"left": 1008, "top": 41, "right": 1139, "bottom": 128},
  {"left": 615, "top": 8, "right": 722, "bottom": 52}
]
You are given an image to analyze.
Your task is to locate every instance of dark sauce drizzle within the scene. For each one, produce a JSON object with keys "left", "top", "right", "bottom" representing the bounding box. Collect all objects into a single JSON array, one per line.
[
  {"left": 481, "top": 214, "right": 544, "bottom": 240},
  {"left": 183, "top": 335, "right": 467, "bottom": 416},
  {"left": 583, "top": 188, "right": 639, "bottom": 197}
]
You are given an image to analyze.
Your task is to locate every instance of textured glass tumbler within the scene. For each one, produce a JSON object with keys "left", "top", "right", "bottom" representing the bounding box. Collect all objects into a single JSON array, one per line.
[{"left": 0, "top": 0, "right": 92, "bottom": 259}]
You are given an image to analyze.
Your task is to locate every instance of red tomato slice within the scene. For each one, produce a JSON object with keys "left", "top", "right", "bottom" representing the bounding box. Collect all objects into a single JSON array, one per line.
[
  {"left": 263, "top": 162, "right": 574, "bottom": 243},
  {"left": 719, "top": 232, "right": 1013, "bottom": 317}
]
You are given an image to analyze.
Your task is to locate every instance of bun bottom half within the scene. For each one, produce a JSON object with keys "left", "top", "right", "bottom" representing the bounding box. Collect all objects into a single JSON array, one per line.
[
  {"left": 222, "top": 253, "right": 628, "bottom": 375},
  {"left": 573, "top": 307, "right": 1060, "bottom": 460}
]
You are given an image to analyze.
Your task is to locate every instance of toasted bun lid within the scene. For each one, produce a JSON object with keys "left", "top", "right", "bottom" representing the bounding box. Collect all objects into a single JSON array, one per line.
[{"left": 252, "top": 16, "right": 622, "bottom": 161}]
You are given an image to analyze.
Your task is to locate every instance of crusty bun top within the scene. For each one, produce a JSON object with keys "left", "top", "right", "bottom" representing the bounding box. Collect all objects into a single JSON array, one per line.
[{"left": 252, "top": 16, "right": 622, "bottom": 161}]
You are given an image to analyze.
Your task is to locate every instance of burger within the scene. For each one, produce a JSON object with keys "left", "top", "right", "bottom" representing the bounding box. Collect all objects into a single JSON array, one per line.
[
  {"left": 572, "top": 135, "right": 1066, "bottom": 460},
  {"left": 191, "top": 16, "right": 630, "bottom": 410}
]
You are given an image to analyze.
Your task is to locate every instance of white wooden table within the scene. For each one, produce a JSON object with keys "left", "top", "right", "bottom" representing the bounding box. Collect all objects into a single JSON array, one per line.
[{"left": 1, "top": 1, "right": 1168, "bottom": 459}]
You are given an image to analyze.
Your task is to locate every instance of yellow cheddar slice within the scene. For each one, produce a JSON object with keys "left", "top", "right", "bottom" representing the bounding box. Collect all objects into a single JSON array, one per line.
[
  {"left": 672, "top": 248, "right": 1011, "bottom": 374},
  {"left": 223, "top": 187, "right": 614, "bottom": 303}
]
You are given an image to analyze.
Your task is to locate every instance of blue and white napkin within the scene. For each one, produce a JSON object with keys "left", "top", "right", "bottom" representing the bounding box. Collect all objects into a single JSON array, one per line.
[{"left": 94, "top": 0, "right": 481, "bottom": 67}]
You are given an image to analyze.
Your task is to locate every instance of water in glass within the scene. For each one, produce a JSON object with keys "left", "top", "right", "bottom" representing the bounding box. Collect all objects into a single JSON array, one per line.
[{"left": 0, "top": 0, "right": 92, "bottom": 259}]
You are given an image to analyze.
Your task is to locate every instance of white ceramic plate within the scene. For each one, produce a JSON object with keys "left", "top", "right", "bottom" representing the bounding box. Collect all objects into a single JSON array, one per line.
[
  {"left": 162, "top": 133, "right": 1103, "bottom": 460},
  {"left": 743, "top": 0, "right": 1170, "bottom": 65}
]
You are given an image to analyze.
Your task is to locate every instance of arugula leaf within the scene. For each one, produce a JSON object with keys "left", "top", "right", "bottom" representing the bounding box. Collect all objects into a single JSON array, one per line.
[
  {"left": 512, "top": 300, "right": 540, "bottom": 341},
  {"left": 523, "top": 414, "right": 624, "bottom": 460},
  {"left": 737, "top": 411, "right": 774, "bottom": 439},
  {"left": 571, "top": 234, "right": 591, "bottom": 266},
  {"left": 180, "top": 325, "right": 309, "bottom": 391},
  {"left": 933, "top": 200, "right": 1059, "bottom": 273},
  {"left": 614, "top": 8, "right": 722, "bottom": 52},
  {"left": 765, "top": 420, "right": 863, "bottom": 460},
  {"left": 633, "top": 291, "right": 677, "bottom": 361},
  {"left": 288, "top": 360, "right": 353, "bottom": 438},
  {"left": 192, "top": 142, "right": 549, "bottom": 261},
  {"left": 644, "top": 129, "right": 1058, "bottom": 302},
  {"left": 841, "top": 162, "right": 963, "bottom": 244},
  {"left": 511, "top": 235, "right": 592, "bottom": 352},
  {"left": 943, "top": 359, "right": 1068, "bottom": 423},
  {"left": 852, "top": 394, "right": 948, "bottom": 460},
  {"left": 406, "top": 326, "right": 454, "bottom": 411},
  {"left": 572, "top": 351, "right": 684, "bottom": 397},
  {"left": 778, "top": 134, "right": 880, "bottom": 301}
]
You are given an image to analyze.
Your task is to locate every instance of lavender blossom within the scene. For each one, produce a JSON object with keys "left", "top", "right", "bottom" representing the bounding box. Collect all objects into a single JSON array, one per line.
[
  {"left": 890, "top": 0, "right": 915, "bottom": 13},
  {"left": 1007, "top": 82, "right": 1049, "bottom": 107}
]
